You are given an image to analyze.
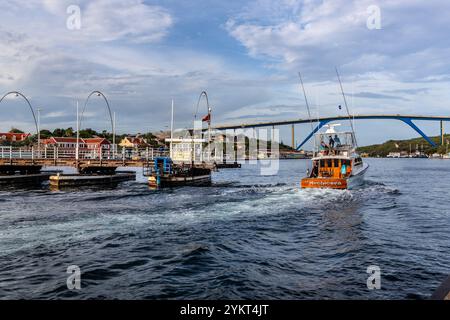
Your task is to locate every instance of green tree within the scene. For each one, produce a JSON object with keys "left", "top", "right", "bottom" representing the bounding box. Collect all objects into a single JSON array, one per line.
[
  {"left": 65, "top": 127, "right": 74, "bottom": 137},
  {"left": 52, "top": 128, "right": 66, "bottom": 137},
  {"left": 9, "top": 128, "right": 24, "bottom": 133},
  {"left": 39, "top": 129, "right": 52, "bottom": 139}
]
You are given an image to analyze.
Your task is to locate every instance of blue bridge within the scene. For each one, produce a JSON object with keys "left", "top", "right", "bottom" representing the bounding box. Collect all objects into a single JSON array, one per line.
[{"left": 212, "top": 114, "right": 450, "bottom": 150}]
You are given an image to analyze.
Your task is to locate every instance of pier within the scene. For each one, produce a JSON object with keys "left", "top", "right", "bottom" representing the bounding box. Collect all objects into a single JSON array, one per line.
[
  {"left": 49, "top": 171, "right": 137, "bottom": 189},
  {"left": 0, "top": 146, "right": 165, "bottom": 189}
]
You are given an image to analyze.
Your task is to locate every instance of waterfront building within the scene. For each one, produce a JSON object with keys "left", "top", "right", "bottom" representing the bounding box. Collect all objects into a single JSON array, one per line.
[
  {"left": 0, "top": 132, "right": 31, "bottom": 142},
  {"left": 119, "top": 136, "right": 149, "bottom": 149}
]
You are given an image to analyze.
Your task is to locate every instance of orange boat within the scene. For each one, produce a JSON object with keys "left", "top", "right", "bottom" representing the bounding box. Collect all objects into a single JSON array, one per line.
[{"left": 301, "top": 124, "right": 368, "bottom": 190}]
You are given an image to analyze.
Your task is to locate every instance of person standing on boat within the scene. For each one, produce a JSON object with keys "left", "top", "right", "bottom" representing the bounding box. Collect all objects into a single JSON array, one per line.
[
  {"left": 328, "top": 135, "right": 335, "bottom": 149},
  {"left": 320, "top": 139, "right": 328, "bottom": 150},
  {"left": 334, "top": 134, "right": 341, "bottom": 147},
  {"left": 341, "top": 163, "right": 347, "bottom": 178}
]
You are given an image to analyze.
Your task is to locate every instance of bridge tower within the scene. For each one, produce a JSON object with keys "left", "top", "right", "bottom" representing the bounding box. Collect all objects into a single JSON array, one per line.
[{"left": 291, "top": 124, "right": 295, "bottom": 149}]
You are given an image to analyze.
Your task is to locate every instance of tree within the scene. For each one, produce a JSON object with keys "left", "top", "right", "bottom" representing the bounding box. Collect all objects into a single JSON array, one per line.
[
  {"left": 65, "top": 127, "right": 74, "bottom": 137},
  {"left": 53, "top": 128, "right": 66, "bottom": 137},
  {"left": 9, "top": 128, "right": 24, "bottom": 133},
  {"left": 79, "top": 128, "right": 98, "bottom": 138},
  {"left": 39, "top": 129, "right": 52, "bottom": 139}
]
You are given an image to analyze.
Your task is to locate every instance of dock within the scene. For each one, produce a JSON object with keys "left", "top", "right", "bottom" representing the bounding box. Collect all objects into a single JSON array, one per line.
[
  {"left": 49, "top": 171, "right": 136, "bottom": 189},
  {"left": 0, "top": 172, "right": 55, "bottom": 187},
  {"left": 215, "top": 162, "right": 241, "bottom": 169}
]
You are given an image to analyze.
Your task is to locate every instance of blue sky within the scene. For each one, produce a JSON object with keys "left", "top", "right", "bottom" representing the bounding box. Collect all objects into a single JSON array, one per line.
[{"left": 0, "top": 0, "right": 450, "bottom": 148}]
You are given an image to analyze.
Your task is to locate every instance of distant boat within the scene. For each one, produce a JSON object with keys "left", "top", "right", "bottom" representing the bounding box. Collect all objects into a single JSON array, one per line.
[
  {"left": 146, "top": 157, "right": 212, "bottom": 189},
  {"left": 301, "top": 124, "right": 369, "bottom": 190}
]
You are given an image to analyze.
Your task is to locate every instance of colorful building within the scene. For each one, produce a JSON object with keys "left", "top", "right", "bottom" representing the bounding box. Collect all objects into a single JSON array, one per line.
[
  {"left": 42, "top": 137, "right": 111, "bottom": 155},
  {"left": 119, "top": 136, "right": 149, "bottom": 149},
  {"left": 0, "top": 132, "right": 31, "bottom": 142}
]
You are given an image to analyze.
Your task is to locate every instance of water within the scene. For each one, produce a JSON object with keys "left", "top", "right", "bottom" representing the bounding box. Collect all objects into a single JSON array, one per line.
[{"left": 0, "top": 159, "right": 449, "bottom": 299}]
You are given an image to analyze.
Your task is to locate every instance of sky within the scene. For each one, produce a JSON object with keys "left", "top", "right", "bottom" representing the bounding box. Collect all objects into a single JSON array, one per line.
[{"left": 0, "top": 0, "right": 450, "bottom": 148}]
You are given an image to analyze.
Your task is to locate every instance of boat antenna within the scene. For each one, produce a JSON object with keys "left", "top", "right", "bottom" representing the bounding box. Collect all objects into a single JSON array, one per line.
[
  {"left": 335, "top": 67, "right": 357, "bottom": 147},
  {"left": 170, "top": 99, "right": 174, "bottom": 159},
  {"left": 298, "top": 72, "right": 314, "bottom": 132}
]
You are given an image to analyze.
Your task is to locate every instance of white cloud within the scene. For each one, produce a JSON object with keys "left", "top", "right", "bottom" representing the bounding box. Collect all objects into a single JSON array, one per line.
[
  {"left": 80, "top": 0, "right": 173, "bottom": 43},
  {"left": 0, "top": 0, "right": 173, "bottom": 45},
  {"left": 226, "top": 0, "right": 450, "bottom": 80}
]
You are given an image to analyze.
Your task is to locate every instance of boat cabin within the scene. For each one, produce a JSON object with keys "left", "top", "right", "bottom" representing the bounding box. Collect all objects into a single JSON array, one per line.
[
  {"left": 313, "top": 125, "right": 356, "bottom": 158},
  {"left": 308, "top": 124, "right": 361, "bottom": 179},
  {"left": 153, "top": 157, "right": 173, "bottom": 175}
]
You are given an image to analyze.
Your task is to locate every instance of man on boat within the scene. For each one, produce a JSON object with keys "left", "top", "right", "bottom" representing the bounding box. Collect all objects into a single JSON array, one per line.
[
  {"left": 341, "top": 163, "right": 347, "bottom": 178},
  {"left": 320, "top": 139, "right": 328, "bottom": 150},
  {"left": 334, "top": 134, "right": 341, "bottom": 147},
  {"left": 328, "top": 135, "right": 335, "bottom": 149}
]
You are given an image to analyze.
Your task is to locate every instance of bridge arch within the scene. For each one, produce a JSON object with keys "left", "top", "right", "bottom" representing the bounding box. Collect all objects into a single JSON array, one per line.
[
  {"left": 194, "top": 91, "right": 211, "bottom": 122},
  {"left": 295, "top": 117, "right": 439, "bottom": 150},
  {"left": 0, "top": 91, "right": 39, "bottom": 136},
  {"left": 208, "top": 114, "right": 449, "bottom": 150},
  {"left": 80, "top": 91, "right": 114, "bottom": 134}
]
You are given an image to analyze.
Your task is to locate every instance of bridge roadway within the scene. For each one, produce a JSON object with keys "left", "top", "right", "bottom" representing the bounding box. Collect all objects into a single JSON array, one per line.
[
  {"left": 0, "top": 147, "right": 168, "bottom": 173},
  {"left": 212, "top": 114, "right": 450, "bottom": 130},
  {"left": 0, "top": 158, "right": 153, "bottom": 169},
  {"left": 211, "top": 114, "right": 450, "bottom": 149}
]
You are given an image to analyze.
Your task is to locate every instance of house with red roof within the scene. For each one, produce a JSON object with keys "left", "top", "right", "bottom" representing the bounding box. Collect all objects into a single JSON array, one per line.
[
  {"left": 0, "top": 132, "right": 31, "bottom": 143},
  {"left": 42, "top": 137, "right": 111, "bottom": 157}
]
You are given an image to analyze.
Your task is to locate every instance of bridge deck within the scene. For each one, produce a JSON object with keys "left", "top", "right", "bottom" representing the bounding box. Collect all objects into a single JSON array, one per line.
[
  {"left": 0, "top": 158, "right": 152, "bottom": 168},
  {"left": 212, "top": 114, "right": 450, "bottom": 130}
]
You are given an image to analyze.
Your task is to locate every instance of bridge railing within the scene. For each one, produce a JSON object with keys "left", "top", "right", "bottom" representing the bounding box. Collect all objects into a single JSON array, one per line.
[{"left": 0, "top": 146, "right": 169, "bottom": 161}]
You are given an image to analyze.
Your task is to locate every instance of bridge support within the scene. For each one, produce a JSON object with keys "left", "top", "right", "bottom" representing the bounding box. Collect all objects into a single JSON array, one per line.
[
  {"left": 399, "top": 118, "right": 437, "bottom": 147},
  {"left": 296, "top": 118, "right": 438, "bottom": 150},
  {"left": 291, "top": 125, "right": 295, "bottom": 149},
  {"left": 441, "top": 120, "right": 444, "bottom": 146},
  {"left": 296, "top": 120, "right": 331, "bottom": 150}
]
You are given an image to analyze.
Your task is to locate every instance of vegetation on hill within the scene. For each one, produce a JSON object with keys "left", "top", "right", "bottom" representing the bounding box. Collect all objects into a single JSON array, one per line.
[{"left": 357, "top": 134, "right": 450, "bottom": 157}]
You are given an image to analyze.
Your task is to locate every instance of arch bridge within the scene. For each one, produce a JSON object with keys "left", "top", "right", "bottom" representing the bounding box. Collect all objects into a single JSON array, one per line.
[{"left": 211, "top": 114, "right": 450, "bottom": 150}]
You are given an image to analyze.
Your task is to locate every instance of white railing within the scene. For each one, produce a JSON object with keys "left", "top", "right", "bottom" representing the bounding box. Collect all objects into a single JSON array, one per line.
[{"left": 0, "top": 146, "right": 169, "bottom": 161}]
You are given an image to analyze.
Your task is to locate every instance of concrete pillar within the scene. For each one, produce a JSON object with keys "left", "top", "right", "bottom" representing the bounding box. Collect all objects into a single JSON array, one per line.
[
  {"left": 234, "top": 129, "right": 238, "bottom": 164},
  {"left": 441, "top": 120, "right": 444, "bottom": 146},
  {"left": 291, "top": 124, "right": 295, "bottom": 149}
]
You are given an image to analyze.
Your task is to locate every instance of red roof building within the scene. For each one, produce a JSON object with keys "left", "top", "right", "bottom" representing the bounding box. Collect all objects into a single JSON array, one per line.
[
  {"left": 42, "top": 137, "right": 111, "bottom": 154},
  {"left": 0, "top": 132, "right": 31, "bottom": 142}
]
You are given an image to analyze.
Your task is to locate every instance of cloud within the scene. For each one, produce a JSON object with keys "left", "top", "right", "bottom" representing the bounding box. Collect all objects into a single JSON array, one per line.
[
  {"left": 226, "top": 0, "right": 450, "bottom": 80},
  {"left": 345, "top": 92, "right": 410, "bottom": 101},
  {"left": 2, "top": 0, "right": 173, "bottom": 44},
  {"left": 79, "top": 0, "right": 173, "bottom": 43}
]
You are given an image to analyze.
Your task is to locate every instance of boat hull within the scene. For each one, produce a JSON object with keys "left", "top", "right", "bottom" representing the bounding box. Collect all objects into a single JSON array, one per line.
[
  {"left": 301, "top": 177, "right": 348, "bottom": 189},
  {"left": 149, "top": 174, "right": 211, "bottom": 188},
  {"left": 301, "top": 163, "right": 369, "bottom": 190}
]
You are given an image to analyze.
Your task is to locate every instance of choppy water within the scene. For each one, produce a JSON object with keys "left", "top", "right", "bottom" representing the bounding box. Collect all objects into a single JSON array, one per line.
[{"left": 0, "top": 159, "right": 449, "bottom": 299}]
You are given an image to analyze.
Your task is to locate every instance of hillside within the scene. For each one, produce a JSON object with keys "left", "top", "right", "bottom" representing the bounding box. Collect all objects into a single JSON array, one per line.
[{"left": 357, "top": 134, "right": 450, "bottom": 157}]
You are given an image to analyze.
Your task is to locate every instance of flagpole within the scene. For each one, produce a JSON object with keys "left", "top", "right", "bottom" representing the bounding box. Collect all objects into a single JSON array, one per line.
[
  {"left": 76, "top": 100, "right": 79, "bottom": 161},
  {"left": 170, "top": 99, "right": 174, "bottom": 159},
  {"left": 113, "top": 111, "right": 116, "bottom": 158}
]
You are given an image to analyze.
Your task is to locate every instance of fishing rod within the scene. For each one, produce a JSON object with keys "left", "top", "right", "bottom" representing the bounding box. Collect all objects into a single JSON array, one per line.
[
  {"left": 335, "top": 67, "right": 358, "bottom": 147},
  {"left": 298, "top": 72, "right": 314, "bottom": 132}
]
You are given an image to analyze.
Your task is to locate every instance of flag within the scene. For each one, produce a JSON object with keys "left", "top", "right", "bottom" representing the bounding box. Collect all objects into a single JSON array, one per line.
[{"left": 202, "top": 114, "right": 211, "bottom": 122}]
